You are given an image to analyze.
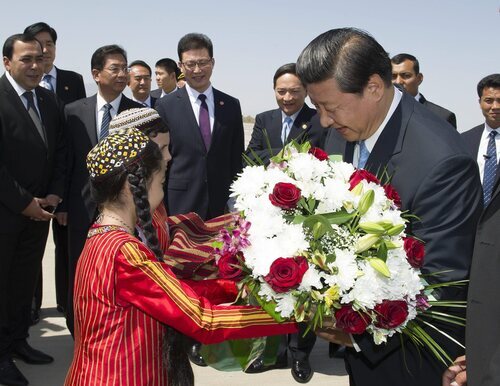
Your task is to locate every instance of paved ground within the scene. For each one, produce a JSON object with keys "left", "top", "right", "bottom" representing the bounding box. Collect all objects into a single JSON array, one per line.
[{"left": 17, "top": 228, "right": 349, "bottom": 386}]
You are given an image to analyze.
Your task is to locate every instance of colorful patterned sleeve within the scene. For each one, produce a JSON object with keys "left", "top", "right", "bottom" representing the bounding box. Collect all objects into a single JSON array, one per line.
[{"left": 114, "top": 240, "right": 297, "bottom": 344}]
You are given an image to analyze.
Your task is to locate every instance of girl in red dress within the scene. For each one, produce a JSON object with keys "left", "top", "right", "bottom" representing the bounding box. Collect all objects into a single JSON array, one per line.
[{"left": 65, "top": 128, "right": 296, "bottom": 386}]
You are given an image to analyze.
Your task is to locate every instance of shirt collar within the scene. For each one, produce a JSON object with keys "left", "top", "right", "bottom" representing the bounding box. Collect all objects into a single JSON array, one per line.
[
  {"left": 281, "top": 108, "right": 301, "bottom": 124},
  {"left": 45, "top": 66, "right": 57, "bottom": 79},
  {"left": 185, "top": 83, "right": 213, "bottom": 104},
  {"left": 5, "top": 71, "right": 33, "bottom": 98},
  {"left": 97, "top": 93, "right": 122, "bottom": 112},
  {"left": 364, "top": 86, "right": 403, "bottom": 152},
  {"left": 484, "top": 122, "right": 499, "bottom": 135},
  {"left": 414, "top": 92, "right": 422, "bottom": 102}
]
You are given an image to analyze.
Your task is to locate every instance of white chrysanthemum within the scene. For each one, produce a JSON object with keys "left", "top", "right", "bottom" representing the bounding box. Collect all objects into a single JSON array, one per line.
[
  {"left": 328, "top": 248, "right": 359, "bottom": 292},
  {"left": 275, "top": 293, "right": 296, "bottom": 318},
  {"left": 245, "top": 223, "right": 308, "bottom": 276},
  {"left": 384, "top": 250, "right": 423, "bottom": 300},
  {"left": 287, "top": 153, "right": 330, "bottom": 183},
  {"left": 316, "top": 178, "right": 354, "bottom": 213},
  {"left": 230, "top": 165, "right": 267, "bottom": 199},
  {"left": 342, "top": 261, "right": 385, "bottom": 308},
  {"left": 330, "top": 161, "right": 356, "bottom": 182},
  {"left": 263, "top": 167, "right": 295, "bottom": 191},
  {"left": 298, "top": 265, "right": 325, "bottom": 291},
  {"left": 258, "top": 281, "right": 277, "bottom": 301}
]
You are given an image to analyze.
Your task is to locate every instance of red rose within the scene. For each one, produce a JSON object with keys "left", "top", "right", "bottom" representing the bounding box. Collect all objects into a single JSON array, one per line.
[
  {"left": 308, "top": 147, "right": 329, "bottom": 161},
  {"left": 403, "top": 237, "right": 425, "bottom": 268},
  {"left": 264, "top": 256, "right": 308, "bottom": 293},
  {"left": 269, "top": 182, "right": 302, "bottom": 210},
  {"left": 349, "top": 169, "right": 380, "bottom": 190},
  {"left": 217, "top": 252, "right": 245, "bottom": 280},
  {"left": 374, "top": 300, "right": 409, "bottom": 329},
  {"left": 335, "top": 304, "right": 370, "bottom": 334},
  {"left": 383, "top": 184, "right": 402, "bottom": 208}
]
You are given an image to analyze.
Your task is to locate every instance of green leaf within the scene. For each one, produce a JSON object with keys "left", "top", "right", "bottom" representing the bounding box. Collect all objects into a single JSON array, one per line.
[
  {"left": 291, "top": 215, "right": 306, "bottom": 224},
  {"left": 246, "top": 281, "right": 286, "bottom": 323},
  {"left": 377, "top": 242, "right": 388, "bottom": 262},
  {"left": 303, "top": 215, "right": 333, "bottom": 238},
  {"left": 368, "top": 257, "right": 391, "bottom": 278},
  {"left": 328, "top": 154, "right": 343, "bottom": 162}
]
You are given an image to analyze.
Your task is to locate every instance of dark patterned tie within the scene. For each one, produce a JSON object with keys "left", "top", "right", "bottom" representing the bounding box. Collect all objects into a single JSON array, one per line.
[
  {"left": 99, "top": 103, "right": 112, "bottom": 142},
  {"left": 358, "top": 140, "right": 370, "bottom": 169},
  {"left": 23, "top": 91, "right": 46, "bottom": 145},
  {"left": 483, "top": 130, "right": 498, "bottom": 206},
  {"left": 198, "top": 94, "right": 211, "bottom": 150}
]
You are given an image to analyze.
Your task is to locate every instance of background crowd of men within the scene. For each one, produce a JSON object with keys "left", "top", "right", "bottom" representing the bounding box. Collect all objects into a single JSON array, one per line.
[{"left": 0, "top": 21, "right": 498, "bottom": 386}]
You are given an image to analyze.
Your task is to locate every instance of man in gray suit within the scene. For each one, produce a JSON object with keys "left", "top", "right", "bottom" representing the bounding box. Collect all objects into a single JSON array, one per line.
[
  {"left": 391, "top": 53, "right": 457, "bottom": 128},
  {"left": 296, "top": 28, "right": 481, "bottom": 386}
]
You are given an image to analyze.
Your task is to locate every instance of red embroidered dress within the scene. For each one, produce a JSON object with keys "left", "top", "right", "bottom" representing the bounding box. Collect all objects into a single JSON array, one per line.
[{"left": 65, "top": 225, "right": 296, "bottom": 386}]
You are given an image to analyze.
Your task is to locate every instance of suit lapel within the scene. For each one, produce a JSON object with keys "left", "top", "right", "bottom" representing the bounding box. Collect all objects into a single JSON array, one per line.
[
  {"left": 1, "top": 76, "right": 47, "bottom": 148},
  {"left": 289, "top": 105, "right": 312, "bottom": 142},
  {"left": 85, "top": 95, "right": 98, "bottom": 146},
  {"left": 270, "top": 109, "right": 284, "bottom": 146}
]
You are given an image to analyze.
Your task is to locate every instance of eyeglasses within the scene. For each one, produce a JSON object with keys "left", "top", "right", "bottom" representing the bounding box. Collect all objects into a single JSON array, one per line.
[
  {"left": 180, "top": 58, "right": 212, "bottom": 71},
  {"left": 104, "top": 66, "right": 129, "bottom": 75}
]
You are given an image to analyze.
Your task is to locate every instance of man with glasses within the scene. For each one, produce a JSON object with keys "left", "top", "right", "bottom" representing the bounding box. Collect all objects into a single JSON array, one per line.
[
  {"left": 62, "top": 45, "right": 141, "bottom": 335},
  {"left": 155, "top": 33, "right": 245, "bottom": 368},
  {"left": 128, "top": 60, "right": 155, "bottom": 107}
]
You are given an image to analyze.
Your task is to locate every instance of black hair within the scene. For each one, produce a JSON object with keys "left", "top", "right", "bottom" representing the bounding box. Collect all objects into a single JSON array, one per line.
[
  {"left": 129, "top": 60, "right": 152, "bottom": 76},
  {"left": 155, "top": 57, "right": 181, "bottom": 79},
  {"left": 2, "top": 33, "right": 41, "bottom": 59},
  {"left": 23, "top": 22, "right": 57, "bottom": 44},
  {"left": 477, "top": 74, "right": 500, "bottom": 98},
  {"left": 296, "top": 28, "right": 392, "bottom": 94},
  {"left": 91, "top": 44, "right": 127, "bottom": 71},
  {"left": 273, "top": 63, "right": 303, "bottom": 88},
  {"left": 391, "top": 53, "right": 420, "bottom": 75},
  {"left": 177, "top": 33, "right": 213, "bottom": 60}
]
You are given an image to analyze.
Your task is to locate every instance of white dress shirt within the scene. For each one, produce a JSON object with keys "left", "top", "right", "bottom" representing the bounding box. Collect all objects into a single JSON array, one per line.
[
  {"left": 6, "top": 71, "right": 41, "bottom": 115},
  {"left": 185, "top": 83, "right": 215, "bottom": 132},
  {"left": 353, "top": 87, "right": 403, "bottom": 167},
  {"left": 160, "top": 87, "right": 178, "bottom": 98},
  {"left": 477, "top": 122, "right": 500, "bottom": 183},
  {"left": 95, "top": 93, "right": 122, "bottom": 138}
]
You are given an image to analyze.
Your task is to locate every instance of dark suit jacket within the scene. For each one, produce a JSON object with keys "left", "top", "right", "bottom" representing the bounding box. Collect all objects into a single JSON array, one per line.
[
  {"left": 419, "top": 93, "right": 457, "bottom": 129},
  {"left": 461, "top": 123, "right": 484, "bottom": 159},
  {"left": 325, "top": 91, "right": 482, "bottom": 386},
  {"left": 150, "top": 88, "right": 161, "bottom": 99},
  {"left": 63, "top": 94, "right": 142, "bottom": 230},
  {"left": 0, "top": 74, "right": 65, "bottom": 232},
  {"left": 245, "top": 104, "right": 325, "bottom": 164},
  {"left": 156, "top": 86, "right": 244, "bottom": 220},
  {"left": 55, "top": 67, "right": 86, "bottom": 105},
  {"left": 467, "top": 178, "right": 500, "bottom": 386}
]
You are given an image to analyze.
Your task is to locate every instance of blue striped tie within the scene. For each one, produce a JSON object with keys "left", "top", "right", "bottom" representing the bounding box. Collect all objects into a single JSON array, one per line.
[
  {"left": 99, "top": 104, "right": 112, "bottom": 142},
  {"left": 483, "top": 130, "right": 498, "bottom": 206},
  {"left": 358, "top": 140, "right": 370, "bottom": 169},
  {"left": 43, "top": 74, "right": 54, "bottom": 92},
  {"left": 282, "top": 116, "right": 293, "bottom": 144}
]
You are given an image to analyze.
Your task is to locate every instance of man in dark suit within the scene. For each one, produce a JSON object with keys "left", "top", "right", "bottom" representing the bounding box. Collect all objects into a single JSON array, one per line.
[
  {"left": 244, "top": 62, "right": 320, "bottom": 383},
  {"left": 128, "top": 60, "right": 156, "bottom": 107},
  {"left": 246, "top": 63, "right": 324, "bottom": 164},
  {"left": 461, "top": 74, "right": 500, "bottom": 204},
  {"left": 156, "top": 33, "right": 244, "bottom": 220},
  {"left": 155, "top": 32, "right": 244, "bottom": 368},
  {"left": 62, "top": 45, "right": 141, "bottom": 335},
  {"left": 24, "top": 21, "right": 87, "bottom": 321},
  {"left": 391, "top": 53, "right": 457, "bottom": 129},
  {"left": 442, "top": 75, "right": 500, "bottom": 386},
  {"left": 0, "top": 33, "right": 65, "bottom": 386},
  {"left": 296, "top": 28, "right": 482, "bottom": 386},
  {"left": 151, "top": 58, "right": 179, "bottom": 99}
]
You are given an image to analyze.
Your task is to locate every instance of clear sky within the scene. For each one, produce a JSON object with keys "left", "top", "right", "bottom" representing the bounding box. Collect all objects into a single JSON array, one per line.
[{"left": 1, "top": 0, "right": 498, "bottom": 132}]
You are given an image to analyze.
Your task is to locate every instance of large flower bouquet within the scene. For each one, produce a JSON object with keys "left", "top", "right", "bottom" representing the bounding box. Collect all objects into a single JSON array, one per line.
[{"left": 213, "top": 141, "right": 464, "bottom": 364}]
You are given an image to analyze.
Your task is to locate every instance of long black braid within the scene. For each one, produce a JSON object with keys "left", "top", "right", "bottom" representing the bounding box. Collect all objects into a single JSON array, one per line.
[{"left": 127, "top": 150, "right": 194, "bottom": 386}]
